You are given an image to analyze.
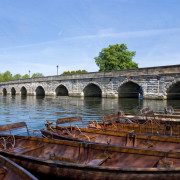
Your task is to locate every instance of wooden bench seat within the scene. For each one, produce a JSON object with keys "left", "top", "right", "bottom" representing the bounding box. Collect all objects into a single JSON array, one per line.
[
  {"left": 138, "top": 141, "right": 154, "bottom": 148},
  {"left": 49, "top": 154, "right": 75, "bottom": 163},
  {"left": 13, "top": 144, "right": 44, "bottom": 155},
  {"left": 157, "top": 158, "right": 173, "bottom": 168},
  {"left": 86, "top": 153, "right": 111, "bottom": 166}
]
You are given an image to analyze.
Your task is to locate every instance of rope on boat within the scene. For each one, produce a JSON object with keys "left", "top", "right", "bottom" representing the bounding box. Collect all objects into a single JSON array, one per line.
[
  {"left": 12, "top": 135, "right": 15, "bottom": 148},
  {"left": 64, "top": 127, "right": 74, "bottom": 137},
  {"left": 0, "top": 137, "right": 6, "bottom": 150},
  {"left": 73, "top": 125, "right": 90, "bottom": 141}
]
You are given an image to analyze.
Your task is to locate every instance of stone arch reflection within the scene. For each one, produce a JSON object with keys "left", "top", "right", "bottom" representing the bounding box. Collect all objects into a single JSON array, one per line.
[
  {"left": 3, "top": 88, "right": 7, "bottom": 96},
  {"left": 35, "top": 86, "right": 45, "bottom": 96},
  {"left": 83, "top": 83, "right": 102, "bottom": 97},
  {"left": 166, "top": 81, "right": 180, "bottom": 99},
  {"left": 21, "top": 86, "right": 27, "bottom": 96},
  {"left": 11, "top": 87, "right": 16, "bottom": 96},
  {"left": 118, "top": 81, "right": 141, "bottom": 98},
  {"left": 55, "top": 85, "right": 68, "bottom": 96}
]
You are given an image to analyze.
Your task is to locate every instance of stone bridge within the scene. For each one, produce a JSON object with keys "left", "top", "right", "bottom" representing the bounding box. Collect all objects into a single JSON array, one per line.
[{"left": 0, "top": 65, "right": 180, "bottom": 100}]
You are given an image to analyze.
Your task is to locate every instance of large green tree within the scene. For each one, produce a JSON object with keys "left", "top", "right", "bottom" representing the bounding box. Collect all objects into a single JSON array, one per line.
[
  {"left": 61, "top": 70, "right": 88, "bottom": 75},
  {"left": 94, "top": 44, "right": 138, "bottom": 71},
  {"left": 21, "top": 74, "right": 29, "bottom": 79},
  {"left": 2, "top": 71, "right": 13, "bottom": 81},
  {"left": 31, "top": 73, "right": 44, "bottom": 78},
  {"left": 13, "top": 74, "right": 21, "bottom": 80}
]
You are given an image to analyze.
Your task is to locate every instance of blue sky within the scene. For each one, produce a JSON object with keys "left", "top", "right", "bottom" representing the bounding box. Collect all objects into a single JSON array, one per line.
[{"left": 0, "top": 0, "right": 180, "bottom": 76}]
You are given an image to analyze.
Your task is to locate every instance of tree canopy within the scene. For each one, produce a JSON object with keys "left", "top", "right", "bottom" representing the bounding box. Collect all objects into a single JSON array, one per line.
[
  {"left": 61, "top": 70, "right": 88, "bottom": 75},
  {"left": 94, "top": 44, "right": 138, "bottom": 71},
  {"left": 31, "top": 73, "right": 44, "bottom": 78},
  {"left": 0, "top": 71, "right": 44, "bottom": 82},
  {"left": 13, "top": 74, "right": 22, "bottom": 80},
  {"left": 21, "top": 74, "right": 29, "bottom": 79}
]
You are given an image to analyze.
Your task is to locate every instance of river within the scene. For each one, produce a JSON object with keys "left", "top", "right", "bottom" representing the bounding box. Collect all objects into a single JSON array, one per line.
[{"left": 0, "top": 95, "right": 180, "bottom": 132}]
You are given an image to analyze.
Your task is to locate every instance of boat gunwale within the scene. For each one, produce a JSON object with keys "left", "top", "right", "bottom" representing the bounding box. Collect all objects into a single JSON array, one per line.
[
  {"left": 1, "top": 135, "right": 180, "bottom": 159},
  {"left": 42, "top": 125, "right": 180, "bottom": 143}
]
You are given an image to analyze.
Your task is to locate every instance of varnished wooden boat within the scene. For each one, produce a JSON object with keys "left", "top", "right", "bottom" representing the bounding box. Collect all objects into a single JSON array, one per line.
[
  {"left": 41, "top": 117, "right": 180, "bottom": 152},
  {"left": 1, "top": 122, "right": 180, "bottom": 180},
  {"left": 0, "top": 154, "right": 37, "bottom": 180},
  {"left": 121, "top": 106, "right": 180, "bottom": 122},
  {"left": 102, "top": 110, "right": 180, "bottom": 128},
  {"left": 86, "top": 112, "right": 180, "bottom": 136}
]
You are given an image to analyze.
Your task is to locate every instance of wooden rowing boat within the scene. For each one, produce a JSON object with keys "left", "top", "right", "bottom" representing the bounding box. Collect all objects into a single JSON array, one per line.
[
  {"left": 97, "top": 110, "right": 180, "bottom": 135},
  {"left": 122, "top": 106, "right": 180, "bottom": 121},
  {"left": 41, "top": 117, "right": 180, "bottom": 152},
  {"left": 0, "top": 154, "right": 37, "bottom": 180},
  {"left": 1, "top": 122, "right": 180, "bottom": 180}
]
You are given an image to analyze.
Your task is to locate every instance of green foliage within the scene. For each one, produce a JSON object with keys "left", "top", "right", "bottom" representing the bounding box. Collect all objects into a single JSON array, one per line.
[
  {"left": 94, "top": 44, "right": 138, "bottom": 71},
  {"left": 2, "top": 71, "right": 13, "bottom": 81},
  {"left": 13, "top": 74, "right": 21, "bottom": 80},
  {"left": 61, "top": 70, "right": 88, "bottom": 75},
  {"left": 0, "top": 71, "right": 44, "bottom": 81},
  {"left": 21, "top": 74, "right": 30, "bottom": 79},
  {"left": 0, "top": 73, "right": 3, "bottom": 82},
  {"left": 31, "top": 73, "right": 44, "bottom": 78}
]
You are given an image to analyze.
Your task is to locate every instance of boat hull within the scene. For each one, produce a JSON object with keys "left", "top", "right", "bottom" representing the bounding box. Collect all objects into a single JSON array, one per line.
[
  {"left": 3, "top": 152, "right": 180, "bottom": 180},
  {"left": 1, "top": 135, "right": 180, "bottom": 180}
]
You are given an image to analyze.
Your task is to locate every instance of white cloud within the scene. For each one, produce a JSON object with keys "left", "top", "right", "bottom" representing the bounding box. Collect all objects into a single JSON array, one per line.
[{"left": 67, "top": 28, "right": 180, "bottom": 40}]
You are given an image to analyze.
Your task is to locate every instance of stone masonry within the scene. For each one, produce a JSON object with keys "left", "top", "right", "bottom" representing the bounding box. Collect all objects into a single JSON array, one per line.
[{"left": 0, "top": 64, "right": 180, "bottom": 100}]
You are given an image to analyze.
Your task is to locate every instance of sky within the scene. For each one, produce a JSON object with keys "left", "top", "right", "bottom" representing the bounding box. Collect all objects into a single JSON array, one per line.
[{"left": 0, "top": 0, "right": 180, "bottom": 76}]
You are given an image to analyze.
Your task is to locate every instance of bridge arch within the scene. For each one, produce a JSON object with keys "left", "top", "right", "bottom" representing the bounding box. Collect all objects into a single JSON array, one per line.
[
  {"left": 83, "top": 83, "right": 102, "bottom": 97},
  {"left": 118, "top": 81, "right": 141, "bottom": 98},
  {"left": 21, "top": 86, "right": 27, "bottom": 96},
  {"left": 166, "top": 81, "right": 180, "bottom": 99},
  {"left": 3, "top": 88, "right": 7, "bottom": 96},
  {"left": 55, "top": 85, "right": 69, "bottom": 96},
  {"left": 35, "top": 86, "right": 45, "bottom": 96},
  {"left": 11, "top": 87, "right": 16, "bottom": 96}
]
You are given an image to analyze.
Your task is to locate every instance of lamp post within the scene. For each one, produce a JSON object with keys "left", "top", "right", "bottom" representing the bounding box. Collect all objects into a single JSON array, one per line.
[
  {"left": 29, "top": 70, "right": 30, "bottom": 78},
  {"left": 56, "top": 65, "right": 59, "bottom": 75}
]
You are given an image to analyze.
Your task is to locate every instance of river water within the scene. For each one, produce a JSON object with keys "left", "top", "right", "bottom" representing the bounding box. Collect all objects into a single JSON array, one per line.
[{"left": 0, "top": 95, "right": 180, "bottom": 132}]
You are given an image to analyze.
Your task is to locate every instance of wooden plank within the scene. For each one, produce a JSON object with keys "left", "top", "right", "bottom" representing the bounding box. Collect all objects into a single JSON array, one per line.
[
  {"left": 86, "top": 154, "right": 111, "bottom": 166},
  {"left": 14, "top": 144, "right": 44, "bottom": 155},
  {"left": 56, "top": 117, "right": 82, "bottom": 125},
  {"left": 0, "top": 122, "right": 27, "bottom": 132}
]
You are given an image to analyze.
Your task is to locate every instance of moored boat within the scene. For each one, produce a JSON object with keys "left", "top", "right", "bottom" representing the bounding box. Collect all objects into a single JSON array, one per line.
[
  {"left": 1, "top": 122, "right": 180, "bottom": 180},
  {"left": 121, "top": 106, "right": 180, "bottom": 121},
  {"left": 41, "top": 117, "right": 180, "bottom": 152},
  {"left": 0, "top": 154, "right": 37, "bottom": 180}
]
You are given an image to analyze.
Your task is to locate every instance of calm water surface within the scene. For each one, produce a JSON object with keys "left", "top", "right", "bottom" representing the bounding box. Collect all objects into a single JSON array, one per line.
[{"left": 0, "top": 95, "right": 180, "bottom": 131}]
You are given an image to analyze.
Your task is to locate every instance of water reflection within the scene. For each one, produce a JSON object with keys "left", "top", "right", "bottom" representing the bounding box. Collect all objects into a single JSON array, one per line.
[{"left": 0, "top": 96, "right": 180, "bottom": 130}]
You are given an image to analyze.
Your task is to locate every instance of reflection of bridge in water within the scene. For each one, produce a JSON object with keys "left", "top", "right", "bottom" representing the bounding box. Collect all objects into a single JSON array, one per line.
[{"left": 1, "top": 64, "right": 180, "bottom": 100}]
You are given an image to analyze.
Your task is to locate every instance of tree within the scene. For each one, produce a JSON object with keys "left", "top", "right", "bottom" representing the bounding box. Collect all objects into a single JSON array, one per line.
[
  {"left": 31, "top": 73, "right": 44, "bottom": 78},
  {"left": 61, "top": 70, "right": 88, "bottom": 75},
  {"left": 2, "top": 71, "right": 13, "bottom": 81},
  {"left": 13, "top": 74, "right": 21, "bottom": 80},
  {"left": 94, "top": 44, "right": 138, "bottom": 71},
  {"left": 0, "top": 73, "right": 3, "bottom": 81},
  {"left": 21, "top": 74, "right": 29, "bottom": 79}
]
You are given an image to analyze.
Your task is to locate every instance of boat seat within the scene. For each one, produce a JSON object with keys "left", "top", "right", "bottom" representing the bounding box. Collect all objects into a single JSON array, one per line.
[
  {"left": 49, "top": 153, "right": 75, "bottom": 163},
  {"left": 13, "top": 144, "right": 44, "bottom": 155},
  {"left": 157, "top": 158, "right": 173, "bottom": 168},
  {"left": 138, "top": 141, "right": 154, "bottom": 148},
  {"left": 86, "top": 153, "right": 111, "bottom": 166}
]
